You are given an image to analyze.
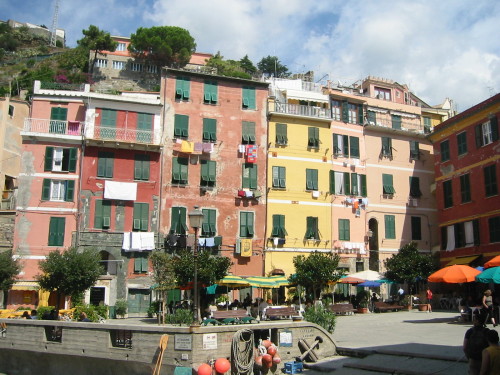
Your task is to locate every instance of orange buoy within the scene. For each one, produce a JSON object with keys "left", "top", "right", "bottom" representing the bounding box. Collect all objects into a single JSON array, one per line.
[
  {"left": 198, "top": 363, "right": 212, "bottom": 375},
  {"left": 214, "top": 358, "right": 231, "bottom": 374}
]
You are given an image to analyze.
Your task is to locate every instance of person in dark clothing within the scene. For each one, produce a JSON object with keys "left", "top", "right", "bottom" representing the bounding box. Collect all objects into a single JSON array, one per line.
[{"left": 464, "top": 315, "right": 490, "bottom": 375}]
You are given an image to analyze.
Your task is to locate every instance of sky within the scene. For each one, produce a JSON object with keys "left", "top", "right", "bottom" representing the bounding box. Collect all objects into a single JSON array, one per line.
[{"left": 2, "top": 0, "right": 499, "bottom": 111}]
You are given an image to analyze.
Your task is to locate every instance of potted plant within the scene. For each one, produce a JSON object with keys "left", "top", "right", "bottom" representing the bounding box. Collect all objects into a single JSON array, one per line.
[
  {"left": 115, "top": 299, "right": 128, "bottom": 319},
  {"left": 401, "top": 295, "right": 412, "bottom": 310},
  {"left": 356, "top": 290, "right": 370, "bottom": 313}
]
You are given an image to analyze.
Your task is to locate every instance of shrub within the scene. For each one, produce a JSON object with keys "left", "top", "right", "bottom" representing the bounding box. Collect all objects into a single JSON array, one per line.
[
  {"left": 148, "top": 300, "right": 161, "bottom": 317},
  {"left": 115, "top": 300, "right": 127, "bottom": 318},
  {"left": 37, "top": 306, "right": 55, "bottom": 319},
  {"left": 95, "top": 304, "right": 108, "bottom": 319},
  {"left": 165, "top": 308, "right": 193, "bottom": 326},
  {"left": 73, "top": 305, "right": 99, "bottom": 322},
  {"left": 15, "top": 306, "right": 31, "bottom": 311},
  {"left": 303, "top": 304, "right": 336, "bottom": 333}
]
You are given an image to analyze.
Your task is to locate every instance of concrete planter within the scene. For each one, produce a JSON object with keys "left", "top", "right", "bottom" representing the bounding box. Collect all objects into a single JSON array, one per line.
[{"left": 418, "top": 304, "right": 429, "bottom": 312}]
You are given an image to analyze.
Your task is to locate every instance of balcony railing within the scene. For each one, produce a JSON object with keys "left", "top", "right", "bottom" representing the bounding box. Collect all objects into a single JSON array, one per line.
[
  {"left": 23, "top": 118, "right": 84, "bottom": 136},
  {"left": 87, "top": 125, "right": 160, "bottom": 145},
  {"left": 366, "top": 118, "right": 428, "bottom": 134},
  {"left": 273, "top": 102, "right": 333, "bottom": 119}
]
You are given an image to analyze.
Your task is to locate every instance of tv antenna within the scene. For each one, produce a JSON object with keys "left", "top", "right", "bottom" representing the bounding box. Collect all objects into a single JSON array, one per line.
[{"left": 50, "top": 0, "right": 60, "bottom": 47}]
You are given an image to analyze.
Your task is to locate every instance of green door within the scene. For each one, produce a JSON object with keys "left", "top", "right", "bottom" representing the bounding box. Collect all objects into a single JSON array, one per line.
[
  {"left": 127, "top": 289, "right": 151, "bottom": 314},
  {"left": 50, "top": 107, "right": 67, "bottom": 134}
]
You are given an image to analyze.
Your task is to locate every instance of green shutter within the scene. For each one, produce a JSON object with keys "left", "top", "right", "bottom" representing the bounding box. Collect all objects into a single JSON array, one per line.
[
  {"left": 42, "top": 179, "right": 51, "bottom": 200},
  {"left": 339, "top": 219, "right": 350, "bottom": 241},
  {"left": 174, "top": 114, "right": 189, "bottom": 138},
  {"left": 44, "top": 147, "right": 54, "bottom": 171},
  {"left": 250, "top": 164, "right": 257, "bottom": 189},
  {"left": 360, "top": 174, "right": 367, "bottom": 197},
  {"left": 242, "top": 87, "right": 256, "bottom": 109},
  {"left": 204, "top": 81, "right": 217, "bottom": 104},
  {"left": 134, "top": 254, "right": 143, "bottom": 272},
  {"left": 351, "top": 173, "right": 358, "bottom": 195},
  {"left": 342, "top": 135, "right": 349, "bottom": 156},
  {"left": 410, "top": 141, "right": 420, "bottom": 159},
  {"left": 382, "top": 137, "right": 392, "bottom": 156},
  {"left": 475, "top": 125, "right": 483, "bottom": 148},
  {"left": 410, "top": 177, "right": 422, "bottom": 197},
  {"left": 333, "top": 134, "right": 339, "bottom": 154},
  {"left": 134, "top": 154, "right": 150, "bottom": 181},
  {"left": 68, "top": 148, "right": 77, "bottom": 172},
  {"left": 133, "top": 203, "right": 149, "bottom": 232},
  {"left": 350, "top": 137, "right": 360, "bottom": 158},
  {"left": 137, "top": 113, "right": 152, "bottom": 142},
  {"left": 94, "top": 200, "right": 103, "bottom": 229},
  {"left": 391, "top": 115, "right": 401, "bottom": 129},
  {"left": 343, "top": 172, "right": 350, "bottom": 195},
  {"left": 367, "top": 110, "right": 376, "bottom": 124},
  {"left": 203, "top": 118, "right": 217, "bottom": 142},
  {"left": 65, "top": 180, "right": 75, "bottom": 201},
  {"left": 383, "top": 174, "right": 395, "bottom": 194},
  {"left": 385, "top": 215, "right": 395, "bottom": 239},
  {"left": 342, "top": 101, "right": 349, "bottom": 123},
  {"left": 357, "top": 104, "right": 364, "bottom": 124},
  {"left": 48, "top": 217, "right": 65, "bottom": 246},
  {"left": 276, "top": 123, "right": 287, "bottom": 145},
  {"left": 491, "top": 116, "right": 499, "bottom": 142},
  {"left": 329, "top": 170, "right": 335, "bottom": 194},
  {"left": 176, "top": 77, "right": 190, "bottom": 100}
]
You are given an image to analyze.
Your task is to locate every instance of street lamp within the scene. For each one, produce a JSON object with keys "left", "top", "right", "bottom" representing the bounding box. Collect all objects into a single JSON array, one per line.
[{"left": 188, "top": 205, "right": 204, "bottom": 326}]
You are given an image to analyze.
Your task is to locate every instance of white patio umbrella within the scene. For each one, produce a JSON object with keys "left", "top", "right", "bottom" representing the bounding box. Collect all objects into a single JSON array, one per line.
[{"left": 348, "top": 270, "right": 384, "bottom": 281}]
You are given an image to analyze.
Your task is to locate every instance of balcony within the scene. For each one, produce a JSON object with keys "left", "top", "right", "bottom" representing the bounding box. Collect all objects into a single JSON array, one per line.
[
  {"left": 271, "top": 102, "right": 333, "bottom": 120},
  {"left": 365, "top": 118, "right": 427, "bottom": 134},
  {"left": 85, "top": 125, "right": 161, "bottom": 147},
  {"left": 22, "top": 118, "right": 84, "bottom": 137}
]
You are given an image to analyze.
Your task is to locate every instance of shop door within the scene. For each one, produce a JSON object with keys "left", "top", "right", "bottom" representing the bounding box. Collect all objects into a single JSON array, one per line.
[{"left": 127, "top": 289, "right": 151, "bottom": 314}]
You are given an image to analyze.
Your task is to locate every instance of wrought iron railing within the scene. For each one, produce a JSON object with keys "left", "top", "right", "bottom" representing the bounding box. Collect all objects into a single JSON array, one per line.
[
  {"left": 23, "top": 118, "right": 84, "bottom": 136},
  {"left": 87, "top": 126, "right": 160, "bottom": 145},
  {"left": 273, "top": 102, "right": 333, "bottom": 119},
  {"left": 365, "top": 118, "right": 426, "bottom": 133}
]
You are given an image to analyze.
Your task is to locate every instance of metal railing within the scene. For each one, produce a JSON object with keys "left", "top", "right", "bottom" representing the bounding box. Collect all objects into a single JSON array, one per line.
[
  {"left": 23, "top": 118, "right": 84, "bottom": 136},
  {"left": 273, "top": 102, "right": 333, "bottom": 119},
  {"left": 366, "top": 118, "right": 427, "bottom": 133},
  {"left": 88, "top": 125, "right": 160, "bottom": 145}
]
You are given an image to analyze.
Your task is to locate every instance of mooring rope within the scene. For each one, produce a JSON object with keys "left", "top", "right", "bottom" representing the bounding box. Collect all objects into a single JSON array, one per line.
[{"left": 231, "top": 329, "right": 255, "bottom": 375}]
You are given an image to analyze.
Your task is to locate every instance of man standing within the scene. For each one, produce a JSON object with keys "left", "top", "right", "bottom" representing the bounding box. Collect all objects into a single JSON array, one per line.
[
  {"left": 398, "top": 287, "right": 404, "bottom": 302},
  {"left": 464, "top": 315, "right": 489, "bottom": 375}
]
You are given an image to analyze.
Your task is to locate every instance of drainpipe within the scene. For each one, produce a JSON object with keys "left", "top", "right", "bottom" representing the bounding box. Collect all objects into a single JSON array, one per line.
[{"left": 157, "top": 68, "right": 168, "bottom": 250}]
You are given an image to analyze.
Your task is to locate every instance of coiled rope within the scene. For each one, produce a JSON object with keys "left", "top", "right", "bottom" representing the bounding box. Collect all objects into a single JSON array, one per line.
[{"left": 231, "top": 329, "right": 255, "bottom": 375}]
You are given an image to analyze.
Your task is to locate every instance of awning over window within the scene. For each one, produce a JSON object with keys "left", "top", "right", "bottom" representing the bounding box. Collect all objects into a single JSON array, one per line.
[
  {"left": 286, "top": 89, "right": 330, "bottom": 103},
  {"left": 11, "top": 281, "right": 39, "bottom": 291},
  {"left": 445, "top": 255, "right": 480, "bottom": 266}
]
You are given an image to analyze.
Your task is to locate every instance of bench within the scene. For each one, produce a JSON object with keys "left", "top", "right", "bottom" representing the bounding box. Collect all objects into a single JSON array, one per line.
[
  {"left": 264, "top": 307, "right": 298, "bottom": 320},
  {"left": 374, "top": 302, "right": 404, "bottom": 312},
  {"left": 330, "top": 303, "right": 356, "bottom": 315},
  {"left": 203, "top": 310, "right": 257, "bottom": 325}
]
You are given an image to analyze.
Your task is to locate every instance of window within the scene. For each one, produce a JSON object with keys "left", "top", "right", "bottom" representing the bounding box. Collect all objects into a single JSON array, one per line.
[
  {"left": 384, "top": 215, "right": 395, "bottom": 239},
  {"left": 174, "top": 114, "right": 189, "bottom": 139},
  {"left": 116, "top": 42, "right": 126, "bottom": 51},
  {"left": 375, "top": 87, "right": 391, "bottom": 100},
  {"left": 331, "top": 100, "right": 341, "bottom": 121},
  {"left": 333, "top": 134, "right": 348, "bottom": 157},
  {"left": 484, "top": 164, "right": 498, "bottom": 197},
  {"left": 242, "top": 86, "right": 256, "bottom": 109},
  {"left": 350, "top": 136, "right": 360, "bottom": 158},
  {"left": 172, "top": 157, "right": 188, "bottom": 185},
  {"left": 145, "top": 65, "right": 157, "bottom": 73},
  {"left": 134, "top": 253, "right": 149, "bottom": 273},
  {"left": 175, "top": 76, "right": 190, "bottom": 101},
  {"left": 112, "top": 61, "right": 125, "bottom": 70},
  {"left": 489, "top": 216, "right": 500, "bottom": 243},
  {"left": 367, "top": 110, "right": 376, "bottom": 125},
  {"left": 242, "top": 121, "right": 256, "bottom": 144},
  {"left": 272, "top": 166, "right": 286, "bottom": 188},
  {"left": 131, "top": 62, "right": 142, "bottom": 72},
  {"left": 382, "top": 174, "right": 395, "bottom": 195},
  {"left": 134, "top": 154, "right": 150, "bottom": 181},
  {"left": 42, "top": 179, "right": 74, "bottom": 202},
  {"left": 276, "top": 123, "right": 288, "bottom": 145},
  {"left": 305, "top": 216, "right": 319, "bottom": 240},
  {"left": 204, "top": 81, "right": 218, "bottom": 104},
  {"left": 440, "top": 140, "right": 450, "bottom": 162},
  {"left": 137, "top": 112, "right": 152, "bottom": 142},
  {"left": 95, "top": 59, "right": 107, "bottom": 68},
  {"left": 240, "top": 211, "right": 254, "bottom": 238},
  {"left": 200, "top": 160, "right": 216, "bottom": 187},
  {"left": 48, "top": 217, "right": 65, "bottom": 246},
  {"left": 271, "top": 214, "right": 287, "bottom": 238},
  {"left": 347, "top": 103, "right": 358, "bottom": 124},
  {"left": 391, "top": 115, "right": 401, "bottom": 130},
  {"left": 94, "top": 200, "right": 112, "bottom": 229},
  {"left": 307, "top": 127, "right": 319, "bottom": 148},
  {"left": 50, "top": 107, "right": 68, "bottom": 134},
  {"left": 411, "top": 216, "right": 421, "bottom": 241},
  {"left": 448, "top": 220, "right": 480, "bottom": 249},
  {"left": 338, "top": 219, "right": 350, "bottom": 241},
  {"left": 460, "top": 174, "right": 471, "bottom": 203},
  {"left": 410, "top": 141, "right": 420, "bottom": 160},
  {"left": 381, "top": 137, "right": 392, "bottom": 157},
  {"left": 170, "top": 207, "right": 187, "bottom": 235},
  {"left": 330, "top": 171, "right": 351, "bottom": 195},
  {"left": 100, "top": 109, "right": 117, "bottom": 139},
  {"left": 457, "top": 132, "right": 468, "bottom": 156},
  {"left": 306, "top": 169, "right": 318, "bottom": 191},
  {"left": 202, "top": 118, "right": 217, "bottom": 142},
  {"left": 202, "top": 209, "right": 216, "bottom": 237},
  {"left": 350, "top": 173, "right": 367, "bottom": 196},
  {"left": 97, "top": 151, "right": 114, "bottom": 178},
  {"left": 443, "top": 180, "right": 453, "bottom": 208},
  {"left": 133, "top": 203, "right": 149, "bottom": 232},
  {"left": 423, "top": 117, "right": 431, "bottom": 133},
  {"left": 242, "top": 163, "right": 257, "bottom": 189},
  {"left": 44, "top": 147, "right": 77, "bottom": 172},
  {"left": 409, "top": 177, "right": 422, "bottom": 198},
  {"left": 476, "top": 118, "right": 499, "bottom": 147}
]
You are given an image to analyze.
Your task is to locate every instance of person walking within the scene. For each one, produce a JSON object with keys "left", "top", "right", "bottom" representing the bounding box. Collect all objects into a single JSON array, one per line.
[
  {"left": 482, "top": 290, "right": 497, "bottom": 327},
  {"left": 464, "top": 314, "right": 490, "bottom": 375},
  {"left": 426, "top": 287, "right": 433, "bottom": 313},
  {"left": 480, "top": 329, "right": 500, "bottom": 375}
]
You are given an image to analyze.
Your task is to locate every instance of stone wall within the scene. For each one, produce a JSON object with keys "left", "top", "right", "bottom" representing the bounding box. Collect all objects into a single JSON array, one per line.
[{"left": 0, "top": 212, "right": 15, "bottom": 252}]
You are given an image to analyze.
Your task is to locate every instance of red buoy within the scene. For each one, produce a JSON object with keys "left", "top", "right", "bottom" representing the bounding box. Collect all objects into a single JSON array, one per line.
[{"left": 214, "top": 358, "right": 231, "bottom": 374}]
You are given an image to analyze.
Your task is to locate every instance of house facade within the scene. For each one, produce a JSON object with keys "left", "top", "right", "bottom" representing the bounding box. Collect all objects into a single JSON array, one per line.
[{"left": 428, "top": 93, "right": 500, "bottom": 267}]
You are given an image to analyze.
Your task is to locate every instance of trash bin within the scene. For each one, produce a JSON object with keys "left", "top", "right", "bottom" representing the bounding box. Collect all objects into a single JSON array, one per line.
[{"left": 109, "top": 306, "right": 116, "bottom": 319}]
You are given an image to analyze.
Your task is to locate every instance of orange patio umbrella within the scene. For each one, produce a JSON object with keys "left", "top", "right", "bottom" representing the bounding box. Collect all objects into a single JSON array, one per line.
[
  {"left": 338, "top": 276, "right": 364, "bottom": 284},
  {"left": 428, "top": 265, "right": 481, "bottom": 283},
  {"left": 485, "top": 255, "right": 500, "bottom": 269}
]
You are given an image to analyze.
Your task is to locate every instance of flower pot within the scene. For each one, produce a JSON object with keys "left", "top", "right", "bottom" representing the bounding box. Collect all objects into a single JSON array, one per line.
[
  {"left": 357, "top": 307, "right": 369, "bottom": 314},
  {"left": 418, "top": 304, "right": 428, "bottom": 312}
]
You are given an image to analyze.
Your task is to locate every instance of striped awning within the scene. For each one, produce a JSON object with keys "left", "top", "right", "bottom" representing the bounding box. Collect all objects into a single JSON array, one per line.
[
  {"left": 11, "top": 281, "right": 39, "bottom": 291},
  {"left": 246, "top": 276, "right": 279, "bottom": 288},
  {"left": 445, "top": 255, "right": 480, "bottom": 266}
]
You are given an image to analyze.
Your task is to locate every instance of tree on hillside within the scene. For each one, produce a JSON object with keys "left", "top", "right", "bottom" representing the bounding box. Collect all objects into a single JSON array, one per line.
[
  {"left": 37, "top": 247, "right": 103, "bottom": 308},
  {"left": 150, "top": 252, "right": 177, "bottom": 324},
  {"left": 239, "top": 55, "right": 257, "bottom": 75},
  {"left": 290, "top": 252, "right": 344, "bottom": 301},
  {"left": 257, "top": 55, "right": 289, "bottom": 78},
  {"left": 206, "top": 52, "right": 251, "bottom": 79},
  {"left": 384, "top": 242, "right": 436, "bottom": 294},
  {"left": 77, "top": 25, "right": 118, "bottom": 73},
  {"left": 0, "top": 250, "right": 21, "bottom": 306},
  {"left": 128, "top": 26, "right": 196, "bottom": 68}
]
